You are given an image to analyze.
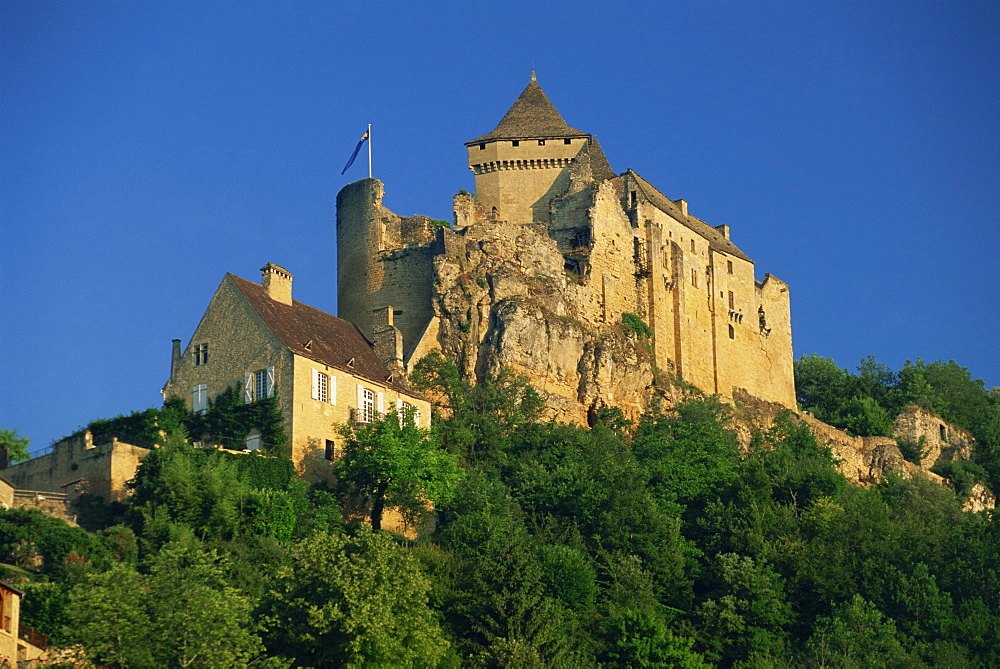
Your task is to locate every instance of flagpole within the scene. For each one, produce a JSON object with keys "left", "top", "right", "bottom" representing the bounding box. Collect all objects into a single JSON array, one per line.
[{"left": 367, "top": 123, "right": 372, "bottom": 179}]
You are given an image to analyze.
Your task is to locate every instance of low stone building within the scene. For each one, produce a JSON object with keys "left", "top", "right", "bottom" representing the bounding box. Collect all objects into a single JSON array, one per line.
[
  {"left": 0, "top": 433, "right": 147, "bottom": 502},
  {"left": 162, "top": 263, "right": 431, "bottom": 482}
]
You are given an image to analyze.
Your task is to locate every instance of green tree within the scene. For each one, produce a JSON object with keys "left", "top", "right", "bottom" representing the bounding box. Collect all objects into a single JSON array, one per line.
[
  {"left": 0, "top": 428, "right": 31, "bottom": 463},
  {"left": 336, "top": 409, "right": 462, "bottom": 531},
  {"left": 66, "top": 544, "right": 263, "bottom": 668},
  {"left": 266, "top": 529, "right": 449, "bottom": 667},
  {"left": 65, "top": 564, "right": 153, "bottom": 668},
  {"left": 145, "top": 542, "right": 264, "bottom": 668},
  {"left": 807, "top": 594, "right": 912, "bottom": 668}
]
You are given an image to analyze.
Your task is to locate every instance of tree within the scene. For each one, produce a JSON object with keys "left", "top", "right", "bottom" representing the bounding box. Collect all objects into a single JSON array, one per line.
[
  {"left": 807, "top": 594, "right": 912, "bottom": 668},
  {"left": 0, "top": 428, "right": 31, "bottom": 463},
  {"left": 65, "top": 564, "right": 153, "bottom": 668},
  {"left": 66, "top": 543, "right": 264, "bottom": 668},
  {"left": 266, "top": 529, "right": 449, "bottom": 667},
  {"left": 336, "top": 409, "right": 462, "bottom": 531},
  {"left": 145, "top": 542, "right": 264, "bottom": 668}
]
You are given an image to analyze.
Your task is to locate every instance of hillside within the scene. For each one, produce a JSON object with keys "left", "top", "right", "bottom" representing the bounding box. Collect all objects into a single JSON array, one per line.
[{"left": 3, "top": 353, "right": 1000, "bottom": 667}]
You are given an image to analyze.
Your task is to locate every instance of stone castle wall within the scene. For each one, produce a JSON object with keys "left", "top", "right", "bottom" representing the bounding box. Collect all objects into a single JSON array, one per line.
[
  {"left": 0, "top": 432, "right": 148, "bottom": 501},
  {"left": 337, "top": 175, "right": 796, "bottom": 417}
]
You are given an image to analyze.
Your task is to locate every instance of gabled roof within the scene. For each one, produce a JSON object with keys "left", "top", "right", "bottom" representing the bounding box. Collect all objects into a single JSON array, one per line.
[
  {"left": 466, "top": 74, "right": 590, "bottom": 145},
  {"left": 627, "top": 170, "right": 753, "bottom": 263},
  {"left": 229, "top": 275, "right": 411, "bottom": 393}
]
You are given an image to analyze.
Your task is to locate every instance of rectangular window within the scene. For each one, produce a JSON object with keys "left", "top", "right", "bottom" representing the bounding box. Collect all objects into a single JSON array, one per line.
[
  {"left": 538, "top": 139, "right": 546, "bottom": 146},
  {"left": 727, "top": 260, "right": 734, "bottom": 274},
  {"left": 357, "top": 386, "right": 375, "bottom": 423},
  {"left": 691, "top": 268, "right": 698, "bottom": 287},
  {"left": 245, "top": 434, "right": 261, "bottom": 452},
  {"left": 192, "top": 384, "right": 207, "bottom": 414},
  {"left": 311, "top": 369, "right": 329, "bottom": 403},
  {"left": 194, "top": 343, "right": 209, "bottom": 366},
  {"left": 512, "top": 140, "right": 520, "bottom": 147},
  {"left": 397, "top": 399, "right": 420, "bottom": 427},
  {"left": 325, "top": 439, "right": 336, "bottom": 461},
  {"left": 564, "top": 138, "right": 572, "bottom": 145},
  {"left": 479, "top": 143, "right": 486, "bottom": 150},
  {"left": 728, "top": 291, "right": 735, "bottom": 310},
  {"left": 690, "top": 239, "right": 696, "bottom": 252},
  {"left": 245, "top": 366, "right": 275, "bottom": 403}
]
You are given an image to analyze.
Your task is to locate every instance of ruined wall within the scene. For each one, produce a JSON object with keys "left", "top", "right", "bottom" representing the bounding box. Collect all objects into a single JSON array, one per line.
[
  {"left": 892, "top": 404, "right": 975, "bottom": 467},
  {"left": 336, "top": 178, "right": 436, "bottom": 349}
]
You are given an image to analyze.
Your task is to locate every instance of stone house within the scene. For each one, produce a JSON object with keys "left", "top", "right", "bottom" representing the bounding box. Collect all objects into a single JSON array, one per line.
[
  {"left": 0, "top": 581, "right": 22, "bottom": 665},
  {"left": 162, "top": 263, "right": 431, "bottom": 481},
  {"left": 337, "top": 73, "right": 795, "bottom": 420}
]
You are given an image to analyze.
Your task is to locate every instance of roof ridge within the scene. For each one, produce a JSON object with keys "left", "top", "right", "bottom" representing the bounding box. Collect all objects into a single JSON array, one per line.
[{"left": 628, "top": 170, "right": 752, "bottom": 263}]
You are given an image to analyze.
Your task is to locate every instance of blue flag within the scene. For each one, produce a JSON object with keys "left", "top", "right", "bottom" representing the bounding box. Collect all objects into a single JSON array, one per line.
[{"left": 341, "top": 129, "right": 370, "bottom": 175}]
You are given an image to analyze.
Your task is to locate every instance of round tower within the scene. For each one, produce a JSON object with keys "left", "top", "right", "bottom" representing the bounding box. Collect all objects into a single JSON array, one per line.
[{"left": 336, "top": 178, "right": 386, "bottom": 338}]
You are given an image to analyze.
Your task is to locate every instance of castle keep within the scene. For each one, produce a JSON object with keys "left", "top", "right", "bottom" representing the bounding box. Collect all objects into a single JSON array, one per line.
[{"left": 337, "top": 74, "right": 795, "bottom": 419}]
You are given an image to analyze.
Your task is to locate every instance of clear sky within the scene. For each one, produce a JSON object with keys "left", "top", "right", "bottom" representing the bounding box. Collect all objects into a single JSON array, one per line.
[{"left": 2, "top": 1, "right": 998, "bottom": 455}]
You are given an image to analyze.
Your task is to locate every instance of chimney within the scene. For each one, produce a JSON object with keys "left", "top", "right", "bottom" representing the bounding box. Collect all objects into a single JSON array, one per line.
[
  {"left": 714, "top": 224, "right": 730, "bottom": 240},
  {"left": 170, "top": 339, "right": 182, "bottom": 377},
  {"left": 261, "top": 263, "right": 293, "bottom": 305}
]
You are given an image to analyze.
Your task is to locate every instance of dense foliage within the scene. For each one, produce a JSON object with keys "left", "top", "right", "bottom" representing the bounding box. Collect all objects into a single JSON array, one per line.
[
  {"left": 5, "top": 353, "right": 999, "bottom": 666},
  {"left": 795, "top": 354, "right": 1000, "bottom": 490}
]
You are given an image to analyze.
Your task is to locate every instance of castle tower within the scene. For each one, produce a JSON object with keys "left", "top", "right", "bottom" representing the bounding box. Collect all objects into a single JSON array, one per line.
[{"left": 465, "top": 73, "right": 595, "bottom": 226}]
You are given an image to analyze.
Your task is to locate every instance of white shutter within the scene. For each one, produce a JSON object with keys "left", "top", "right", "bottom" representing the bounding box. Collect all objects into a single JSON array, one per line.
[
  {"left": 244, "top": 373, "right": 253, "bottom": 403},
  {"left": 266, "top": 366, "right": 275, "bottom": 398},
  {"left": 377, "top": 391, "right": 384, "bottom": 415},
  {"left": 330, "top": 375, "right": 337, "bottom": 405},
  {"left": 357, "top": 384, "right": 364, "bottom": 414},
  {"left": 311, "top": 369, "right": 320, "bottom": 400},
  {"left": 396, "top": 398, "right": 403, "bottom": 412}
]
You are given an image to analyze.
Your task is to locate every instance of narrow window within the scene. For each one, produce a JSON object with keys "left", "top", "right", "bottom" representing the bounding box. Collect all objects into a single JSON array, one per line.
[
  {"left": 727, "top": 260, "right": 734, "bottom": 274},
  {"left": 312, "top": 369, "right": 329, "bottom": 403},
  {"left": 728, "top": 324, "right": 735, "bottom": 339},
  {"left": 325, "top": 439, "right": 336, "bottom": 461},
  {"left": 728, "top": 291, "right": 735, "bottom": 310},
  {"left": 254, "top": 369, "right": 269, "bottom": 401},
  {"left": 691, "top": 268, "right": 698, "bottom": 287},
  {"left": 360, "top": 388, "right": 375, "bottom": 423},
  {"left": 629, "top": 191, "right": 637, "bottom": 208},
  {"left": 192, "top": 384, "right": 207, "bottom": 414},
  {"left": 690, "top": 239, "right": 696, "bottom": 252},
  {"left": 194, "top": 343, "right": 209, "bottom": 366},
  {"left": 940, "top": 424, "right": 947, "bottom": 441}
]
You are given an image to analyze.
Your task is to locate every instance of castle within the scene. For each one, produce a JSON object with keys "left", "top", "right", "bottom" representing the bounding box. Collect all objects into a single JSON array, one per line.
[{"left": 336, "top": 74, "right": 795, "bottom": 420}]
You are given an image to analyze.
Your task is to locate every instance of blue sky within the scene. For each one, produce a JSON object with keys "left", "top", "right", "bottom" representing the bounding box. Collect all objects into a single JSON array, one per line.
[{"left": 2, "top": 1, "right": 998, "bottom": 455}]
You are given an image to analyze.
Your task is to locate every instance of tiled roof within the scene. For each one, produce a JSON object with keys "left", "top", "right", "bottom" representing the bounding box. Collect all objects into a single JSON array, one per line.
[
  {"left": 466, "top": 74, "right": 590, "bottom": 145},
  {"left": 627, "top": 171, "right": 753, "bottom": 263},
  {"left": 587, "top": 136, "right": 616, "bottom": 181},
  {"left": 230, "top": 275, "right": 411, "bottom": 393}
]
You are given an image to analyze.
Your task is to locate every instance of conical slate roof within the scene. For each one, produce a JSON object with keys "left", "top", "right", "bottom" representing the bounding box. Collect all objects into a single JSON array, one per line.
[{"left": 466, "top": 73, "right": 590, "bottom": 145}]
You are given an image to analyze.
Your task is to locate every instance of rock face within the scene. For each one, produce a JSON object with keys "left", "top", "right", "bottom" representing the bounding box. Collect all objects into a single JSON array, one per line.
[{"left": 429, "top": 218, "right": 666, "bottom": 424}]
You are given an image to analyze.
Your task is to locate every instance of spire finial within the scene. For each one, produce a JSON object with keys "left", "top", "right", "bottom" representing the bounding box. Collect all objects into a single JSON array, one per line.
[{"left": 531, "top": 62, "right": 536, "bottom": 82}]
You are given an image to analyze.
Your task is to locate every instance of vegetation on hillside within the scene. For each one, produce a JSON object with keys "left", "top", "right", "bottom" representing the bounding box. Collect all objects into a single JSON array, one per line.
[{"left": 3, "top": 353, "right": 999, "bottom": 666}]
